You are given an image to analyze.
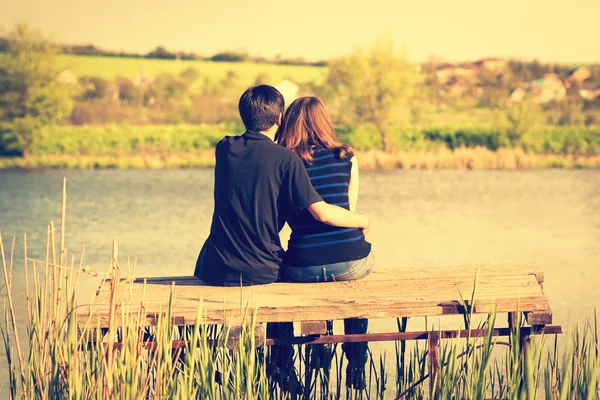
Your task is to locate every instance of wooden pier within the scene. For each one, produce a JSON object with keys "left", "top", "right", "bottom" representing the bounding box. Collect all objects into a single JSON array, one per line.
[
  {"left": 79, "top": 264, "right": 561, "bottom": 396},
  {"left": 79, "top": 264, "right": 556, "bottom": 329}
]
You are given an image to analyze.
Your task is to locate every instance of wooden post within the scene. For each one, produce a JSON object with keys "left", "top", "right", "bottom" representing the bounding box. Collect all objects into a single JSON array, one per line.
[
  {"left": 428, "top": 331, "right": 440, "bottom": 400},
  {"left": 508, "top": 311, "right": 530, "bottom": 350},
  {"left": 507, "top": 311, "right": 518, "bottom": 331},
  {"left": 520, "top": 331, "right": 530, "bottom": 355},
  {"left": 398, "top": 317, "right": 409, "bottom": 382},
  {"left": 226, "top": 323, "right": 265, "bottom": 349},
  {"left": 508, "top": 311, "right": 518, "bottom": 356},
  {"left": 525, "top": 310, "right": 552, "bottom": 325}
]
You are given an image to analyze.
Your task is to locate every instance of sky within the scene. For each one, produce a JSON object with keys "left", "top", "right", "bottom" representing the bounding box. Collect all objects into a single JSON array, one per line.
[{"left": 1, "top": 0, "right": 598, "bottom": 63}]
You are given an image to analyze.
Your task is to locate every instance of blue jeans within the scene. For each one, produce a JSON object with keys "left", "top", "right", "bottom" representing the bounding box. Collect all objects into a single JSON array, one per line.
[
  {"left": 272, "top": 251, "right": 374, "bottom": 390},
  {"left": 281, "top": 251, "right": 374, "bottom": 282}
]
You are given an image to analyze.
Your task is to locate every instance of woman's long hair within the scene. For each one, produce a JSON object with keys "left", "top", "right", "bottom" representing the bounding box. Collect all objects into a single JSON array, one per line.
[{"left": 276, "top": 97, "right": 354, "bottom": 164}]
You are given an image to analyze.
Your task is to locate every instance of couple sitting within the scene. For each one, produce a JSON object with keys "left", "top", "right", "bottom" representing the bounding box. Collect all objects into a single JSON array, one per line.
[{"left": 194, "top": 84, "right": 374, "bottom": 390}]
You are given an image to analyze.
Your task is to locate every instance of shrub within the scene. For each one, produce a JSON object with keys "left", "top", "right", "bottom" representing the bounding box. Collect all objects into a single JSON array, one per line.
[
  {"left": 29, "top": 124, "right": 242, "bottom": 156},
  {"left": 116, "top": 78, "right": 137, "bottom": 105},
  {"left": 338, "top": 124, "right": 382, "bottom": 151},
  {"left": 78, "top": 76, "right": 112, "bottom": 100},
  {"left": 69, "top": 104, "right": 94, "bottom": 125}
]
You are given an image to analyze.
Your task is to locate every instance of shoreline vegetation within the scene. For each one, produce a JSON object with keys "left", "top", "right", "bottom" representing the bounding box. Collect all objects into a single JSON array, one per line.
[
  {"left": 0, "top": 123, "right": 599, "bottom": 170},
  {"left": 2, "top": 26, "right": 600, "bottom": 172},
  {"left": 1, "top": 180, "right": 599, "bottom": 399}
]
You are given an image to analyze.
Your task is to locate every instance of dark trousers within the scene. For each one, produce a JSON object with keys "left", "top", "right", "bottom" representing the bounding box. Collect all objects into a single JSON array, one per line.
[{"left": 266, "top": 318, "right": 369, "bottom": 391}]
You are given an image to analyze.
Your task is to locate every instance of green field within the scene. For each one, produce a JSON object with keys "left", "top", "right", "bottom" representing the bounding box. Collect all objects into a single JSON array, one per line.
[{"left": 59, "top": 55, "right": 327, "bottom": 88}]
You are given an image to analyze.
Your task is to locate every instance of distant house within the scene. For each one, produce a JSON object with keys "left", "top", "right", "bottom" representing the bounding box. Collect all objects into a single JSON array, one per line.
[
  {"left": 447, "top": 79, "right": 470, "bottom": 96},
  {"left": 275, "top": 80, "right": 299, "bottom": 105},
  {"left": 57, "top": 70, "right": 78, "bottom": 85},
  {"left": 529, "top": 73, "right": 566, "bottom": 103},
  {"left": 472, "top": 58, "right": 508, "bottom": 72},
  {"left": 435, "top": 67, "right": 454, "bottom": 84},
  {"left": 454, "top": 67, "right": 478, "bottom": 80},
  {"left": 565, "top": 66, "right": 591, "bottom": 87},
  {"left": 435, "top": 65, "right": 477, "bottom": 84},
  {"left": 509, "top": 87, "right": 527, "bottom": 103},
  {"left": 579, "top": 81, "right": 600, "bottom": 100}
]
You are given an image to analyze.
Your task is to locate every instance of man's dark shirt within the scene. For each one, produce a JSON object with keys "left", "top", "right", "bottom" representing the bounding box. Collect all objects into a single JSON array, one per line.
[{"left": 195, "top": 130, "right": 322, "bottom": 286}]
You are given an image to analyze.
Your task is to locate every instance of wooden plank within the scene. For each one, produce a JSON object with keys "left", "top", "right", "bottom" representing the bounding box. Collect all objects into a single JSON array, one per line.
[
  {"left": 300, "top": 321, "right": 328, "bottom": 335},
  {"left": 112, "top": 266, "right": 544, "bottom": 291},
  {"left": 78, "top": 297, "right": 550, "bottom": 327},
  {"left": 115, "top": 265, "right": 544, "bottom": 285},
  {"left": 263, "top": 326, "right": 564, "bottom": 346},
  {"left": 100, "top": 274, "right": 544, "bottom": 301},
  {"left": 525, "top": 309, "right": 553, "bottom": 325},
  {"left": 105, "top": 325, "right": 563, "bottom": 349},
  {"left": 78, "top": 265, "right": 550, "bottom": 328}
]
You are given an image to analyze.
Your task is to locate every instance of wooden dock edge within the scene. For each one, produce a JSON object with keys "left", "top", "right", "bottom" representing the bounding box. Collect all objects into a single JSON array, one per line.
[
  {"left": 76, "top": 297, "right": 553, "bottom": 328},
  {"left": 105, "top": 325, "right": 563, "bottom": 349}
]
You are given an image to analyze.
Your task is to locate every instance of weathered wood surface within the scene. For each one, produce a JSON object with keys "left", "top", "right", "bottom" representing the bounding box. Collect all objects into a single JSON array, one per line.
[{"left": 77, "top": 265, "right": 550, "bottom": 328}]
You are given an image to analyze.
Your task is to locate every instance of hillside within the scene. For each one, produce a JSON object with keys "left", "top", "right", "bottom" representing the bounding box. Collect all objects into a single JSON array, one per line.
[{"left": 58, "top": 54, "right": 327, "bottom": 88}]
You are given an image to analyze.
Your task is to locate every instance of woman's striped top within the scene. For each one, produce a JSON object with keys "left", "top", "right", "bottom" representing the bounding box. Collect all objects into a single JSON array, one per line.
[{"left": 283, "top": 147, "right": 372, "bottom": 267}]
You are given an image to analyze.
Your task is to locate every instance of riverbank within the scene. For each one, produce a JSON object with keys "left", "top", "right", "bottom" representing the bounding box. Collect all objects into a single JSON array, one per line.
[
  {"left": 1, "top": 148, "right": 599, "bottom": 170},
  {"left": 2, "top": 123, "right": 599, "bottom": 169}
]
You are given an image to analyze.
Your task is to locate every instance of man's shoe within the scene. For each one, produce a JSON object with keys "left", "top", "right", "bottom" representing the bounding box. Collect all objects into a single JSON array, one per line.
[
  {"left": 271, "top": 367, "right": 303, "bottom": 395},
  {"left": 346, "top": 365, "right": 367, "bottom": 391}
]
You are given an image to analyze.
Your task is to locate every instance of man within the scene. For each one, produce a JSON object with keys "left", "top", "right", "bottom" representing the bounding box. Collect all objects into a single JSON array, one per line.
[{"left": 194, "top": 85, "right": 369, "bottom": 286}]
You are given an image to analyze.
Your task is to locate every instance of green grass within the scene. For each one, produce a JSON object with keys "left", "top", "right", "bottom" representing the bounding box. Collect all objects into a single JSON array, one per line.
[{"left": 59, "top": 54, "right": 327, "bottom": 88}]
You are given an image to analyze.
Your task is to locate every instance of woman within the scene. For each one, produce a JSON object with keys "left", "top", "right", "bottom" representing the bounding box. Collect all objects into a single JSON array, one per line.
[
  {"left": 276, "top": 96, "right": 374, "bottom": 390},
  {"left": 276, "top": 96, "right": 373, "bottom": 281}
]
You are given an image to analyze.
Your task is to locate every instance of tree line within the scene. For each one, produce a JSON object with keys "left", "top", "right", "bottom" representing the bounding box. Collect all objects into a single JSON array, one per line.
[{"left": 0, "top": 36, "right": 327, "bottom": 66}]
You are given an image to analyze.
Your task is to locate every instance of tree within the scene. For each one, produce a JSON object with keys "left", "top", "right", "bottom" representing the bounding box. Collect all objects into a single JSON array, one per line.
[
  {"left": 530, "top": 59, "right": 550, "bottom": 80},
  {"left": 145, "top": 46, "right": 177, "bottom": 59},
  {"left": 0, "top": 24, "right": 76, "bottom": 156},
  {"left": 0, "top": 37, "right": 9, "bottom": 52},
  {"left": 78, "top": 76, "right": 111, "bottom": 100},
  {"left": 503, "top": 99, "right": 543, "bottom": 145},
  {"left": 179, "top": 68, "right": 200, "bottom": 84},
  {"left": 210, "top": 51, "right": 249, "bottom": 62},
  {"left": 115, "top": 78, "right": 137, "bottom": 105},
  {"left": 254, "top": 72, "right": 271, "bottom": 85},
  {"left": 324, "top": 36, "right": 420, "bottom": 151},
  {"left": 218, "top": 70, "right": 241, "bottom": 96}
]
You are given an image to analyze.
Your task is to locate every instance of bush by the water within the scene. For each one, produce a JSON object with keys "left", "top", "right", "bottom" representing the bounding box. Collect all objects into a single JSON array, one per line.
[
  {"left": 3, "top": 123, "right": 597, "bottom": 160},
  {"left": 29, "top": 123, "right": 241, "bottom": 156},
  {"left": 337, "top": 124, "right": 600, "bottom": 156}
]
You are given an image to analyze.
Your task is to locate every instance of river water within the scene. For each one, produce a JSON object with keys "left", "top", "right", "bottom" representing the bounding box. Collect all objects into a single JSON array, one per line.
[{"left": 0, "top": 168, "right": 599, "bottom": 387}]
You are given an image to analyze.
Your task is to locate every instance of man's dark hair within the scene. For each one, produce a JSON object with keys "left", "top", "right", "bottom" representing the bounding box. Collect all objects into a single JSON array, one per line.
[{"left": 238, "top": 85, "right": 284, "bottom": 132}]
